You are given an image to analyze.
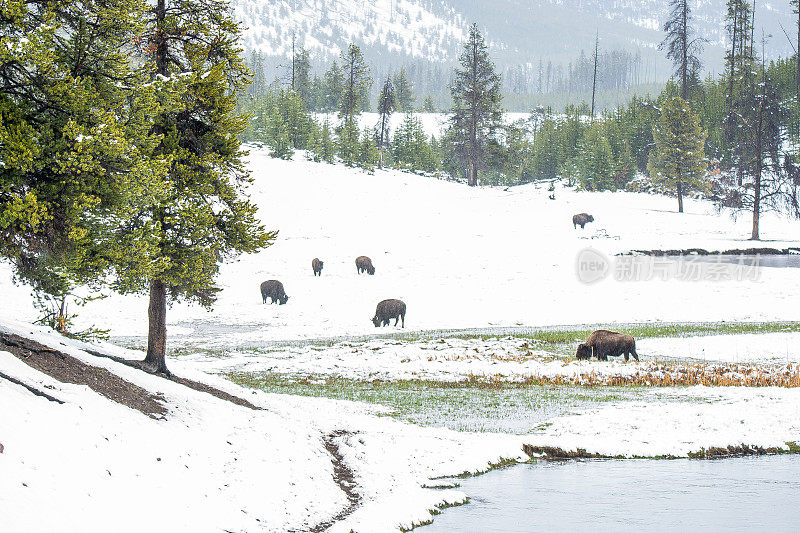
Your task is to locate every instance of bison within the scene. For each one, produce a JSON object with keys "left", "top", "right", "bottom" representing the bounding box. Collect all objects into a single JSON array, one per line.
[
  {"left": 575, "top": 329, "right": 638, "bottom": 361},
  {"left": 372, "top": 299, "right": 406, "bottom": 328},
  {"left": 356, "top": 256, "right": 375, "bottom": 275},
  {"left": 312, "top": 258, "right": 324, "bottom": 276},
  {"left": 260, "top": 280, "right": 289, "bottom": 305},
  {"left": 573, "top": 213, "right": 595, "bottom": 229}
]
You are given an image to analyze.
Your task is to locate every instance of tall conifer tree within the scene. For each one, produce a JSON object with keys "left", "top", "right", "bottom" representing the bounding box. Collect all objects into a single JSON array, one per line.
[
  {"left": 448, "top": 23, "right": 502, "bottom": 186},
  {"left": 124, "top": 0, "right": 275, "bottom": 374}
]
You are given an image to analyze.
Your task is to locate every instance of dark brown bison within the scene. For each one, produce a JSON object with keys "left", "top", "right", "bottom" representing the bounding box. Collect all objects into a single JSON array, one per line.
[
  {"left": 356, "top": 256, "right": 375, "bottom": 275},
  {"left": 372, "top": 299, "right": 406, "bottom": 328},
  {"left": 575, "top": 329, "right": 638, "bottom": 361},
  {"left": 573, "top": 213, "right": 595, "bottom": 229},
  {"left": 260, "top": 280, "right": 289, "bottom": 305},
  {"left": 312, "top": 258, "right": 324, "bottom": 276}
]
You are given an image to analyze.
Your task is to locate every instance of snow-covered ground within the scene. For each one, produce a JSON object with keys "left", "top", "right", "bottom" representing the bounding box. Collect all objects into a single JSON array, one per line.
[
  {"left": 176, "top": 332, "right": 800, "bottom": 383},
  {"left": 3, "top": 146, "right": 796, "bottom": 341},
  {"left": 316, "top": 111, "right": 536, "bottom": 139},
  {"left": 3, "top": 148, "right": 800, "bottom": 532},
  {"left": 0, "top": 319, "right": 525, "bottom": 533}
]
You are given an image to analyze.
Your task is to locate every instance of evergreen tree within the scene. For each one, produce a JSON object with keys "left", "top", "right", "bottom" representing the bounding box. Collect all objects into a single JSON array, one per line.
[
  {"left": 393, "top": 68, "right": 415, "bottom": 112},
  {"left": 358, "top": 127, "right": 379, "bottom": 171},
  {"left": 125, "top": 0, "right": 275, "bottom": 374},
  {"left": 376, "top": 76, "right": 396, "bottom": 169},
  {"left": 319, "top": 119, "right": 336, "bottom": 163},
  {"left": 421, "top": 96, "right": 437, "bottom": 113},
  {"left": 339, "top": 44, "right": 371, "bottom": 121},
  {"left": 738, "top": 43, "right": 797, "bottom": 239},
  {"left": 293, "top": 46, "right": 312, "bottom": 108},
  {"left": 660, "top": 0, "right": 704, "bottom": 100},
  {"left": 723, "top": 0, "right": 755, "bottom": 176},
  {"left": 323, "top": 61, "right": 344, "bottom": 113},
  {"left": 448, "top": 23, "right": 503, "bottom": 186},
  {"left": 0, "top": 0, "right": 163, "bottom": 323},
  {"left": 248, "top": 50, "right": 267, "bottom": 97},
  {"left": 337, "top": 118, "right": 361, "bottom": 167},
  {"left": 578, "top": 122, "right": 615, "bottom": 191},
  {"left": 649, "top": 97, "right": 708, "bottom": 212}
]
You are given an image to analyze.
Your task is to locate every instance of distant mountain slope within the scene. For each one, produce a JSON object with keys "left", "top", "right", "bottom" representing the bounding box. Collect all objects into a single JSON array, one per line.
[
  {"left": 232, "top": 0, "right": 465, "bottom": 61},
  {"left": 233, "top": 0, "right": 794, "bottom": 75}
]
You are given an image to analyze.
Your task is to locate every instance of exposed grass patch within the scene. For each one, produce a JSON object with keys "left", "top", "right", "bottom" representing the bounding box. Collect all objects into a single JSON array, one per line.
[{"left": 227, "top": 372, "right": 655, "bottom": 433}]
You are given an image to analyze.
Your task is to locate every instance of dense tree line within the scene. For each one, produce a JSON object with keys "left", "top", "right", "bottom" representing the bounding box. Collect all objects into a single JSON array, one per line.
[{"left": 242, "top": 6, "right": 799, "bottom": 238}]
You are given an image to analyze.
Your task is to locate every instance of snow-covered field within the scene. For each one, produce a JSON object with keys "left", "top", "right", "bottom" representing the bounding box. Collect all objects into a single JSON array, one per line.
[
  {"left": 4, "top": 146, "right": 799, "bottom": 341},
  {"left": 2, "top": 148, "right": 800, "bottom": 532}
]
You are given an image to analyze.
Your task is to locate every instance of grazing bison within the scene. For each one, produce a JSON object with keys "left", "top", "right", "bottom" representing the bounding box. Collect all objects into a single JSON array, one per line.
[
  {"left": 312, "top": 258, "right": 324, "bottom": 276},
  {"left": 372, "top": 299, "right": 406, "bottom": 328},
  {"left": 260, "top": 280, "right": 289, "bottom": 305},
  {"left": 355, "top": 256, "right": 375, "bottom": 275},
  {"left": 575, "top": 329, "right": 638, "bottom": 362},
  {"left": 572, "top": 213, "right": 595, "bottom": 229}
]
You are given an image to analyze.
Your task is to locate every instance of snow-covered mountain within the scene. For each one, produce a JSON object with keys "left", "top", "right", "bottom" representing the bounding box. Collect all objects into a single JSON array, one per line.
[
  {"left": 233, "top": 0, "right": 794, "bottom": 76},
  {"left": 232, "top": 0, "right": 465, "bottom": 61}
]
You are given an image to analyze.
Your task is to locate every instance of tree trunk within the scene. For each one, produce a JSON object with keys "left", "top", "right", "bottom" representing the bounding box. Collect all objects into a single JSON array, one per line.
[
  {"left": 751, "top": 79, "right": 765, "bottom": 241},
  {"left": 468, "top": 159, "right": 477, "bottom": 186},
  {"left": 681, "top": 0, "right": 688, "bottom": 100},
  {"left": 677, "top": 181, "right": 684, "bottom": 213},
  {"left": 143, "top": 279, "right": 169, "bottom": 374},
  {"left": 591, "top": 33, "right": 598, "bottom": 118}
]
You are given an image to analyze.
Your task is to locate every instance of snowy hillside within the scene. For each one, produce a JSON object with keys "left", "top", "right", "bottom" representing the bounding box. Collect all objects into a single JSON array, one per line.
[
  {"left": 233, "top": 0, "right": 465, "bottom": 61},
  {"left": 232, "top": 0, "right": 794, "bottom": 74}
]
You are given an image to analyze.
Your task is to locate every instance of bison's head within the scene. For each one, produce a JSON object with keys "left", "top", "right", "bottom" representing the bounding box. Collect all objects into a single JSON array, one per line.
[
  {"left": 368, "top": 266, "right": 375, "bottom": 275},
  {"left": 575, "top": 343, "right": 592, "bottom": 360},
  {"left": 587, "top": 215, "right": 595, "bottom": 222},
  {"left": 280, "top": 295, "right": 289, "bottom": 305},
  {"left": 371, "top": 316, "right": 380, "bottom": 327},
  {"left": 319, "top": 261, "right": 324, "bottom": 267}
]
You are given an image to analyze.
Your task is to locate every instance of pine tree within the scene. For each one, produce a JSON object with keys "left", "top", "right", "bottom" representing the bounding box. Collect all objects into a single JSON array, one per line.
[
  {"left": 339, "top": 44, "right": 371, "bottom": 121},
  {"left": 323, "top": 61, "right": 344, "bottom": 113},
  {"left": 123, "top": 0, "right": 275, "bottom": 374},
  {"left": 319, "top": 119, "right": 336, "bottom": 163},
  {"left": 337, "top": 118, "right": 361, "bottom": 167},
  {"left": 421, "top": 96, "right": 437, "bottom": 113},
  {"left": 293, "top": 47, "right": 312, "bottom": 108},
  {"left": 393, "top": 68, "right": 415, "bottom": 112},
  {"left": 358, "top": 127, "right": 379, "bottom": 171},
  {"left": 376, "top": 76, "right": 396, "bottom": 169},
  {"left": 739, "top": 39, "right": 797, "bottom": 239},
  {"left": 578, "top": 122, "right": 615, "bottom": 191},
  {"left": 660, "top": 0, "right": 704, "bottom": 100},
  {"left": 649, "top": 97, "right": 708, "bottom": 212},
  {"left": 0, "top": 0, "right": 163, "bottom": 317},
  {"left": 448, "top": 23, "right": 503, "bottom": 186}
]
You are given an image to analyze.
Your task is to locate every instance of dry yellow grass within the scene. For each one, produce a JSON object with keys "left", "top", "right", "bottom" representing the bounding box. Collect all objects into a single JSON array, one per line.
[{"left": 465, "top": 362, "right": 800, "bottom": 388}]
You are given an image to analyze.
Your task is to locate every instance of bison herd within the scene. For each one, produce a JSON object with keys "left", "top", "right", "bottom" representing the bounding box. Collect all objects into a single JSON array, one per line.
[
  {"left": 260, "top": 255, "right": 405, "bottom": 328},
  {"left": 259, "top": 212, "right": 640, "bottom": 360}
]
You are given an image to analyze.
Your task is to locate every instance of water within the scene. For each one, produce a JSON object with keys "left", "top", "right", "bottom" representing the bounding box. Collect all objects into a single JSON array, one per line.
[
  {"left": 664, "top": 254, "right": 800, "bottom": 269},
  {"left": 424, "top": 456, "right": 800, "bottom": 532}
]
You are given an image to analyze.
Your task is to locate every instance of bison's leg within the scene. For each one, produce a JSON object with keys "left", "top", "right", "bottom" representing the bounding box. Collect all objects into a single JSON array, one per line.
[
  {"left": 401, "top": 312, "right": 405, "bottom": 328},
  {"left": 624, "top": 352, "right": 629, "bottom": 362},
  {"left": 632, "top": 349, "right": 639, "bottom": 361}
]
